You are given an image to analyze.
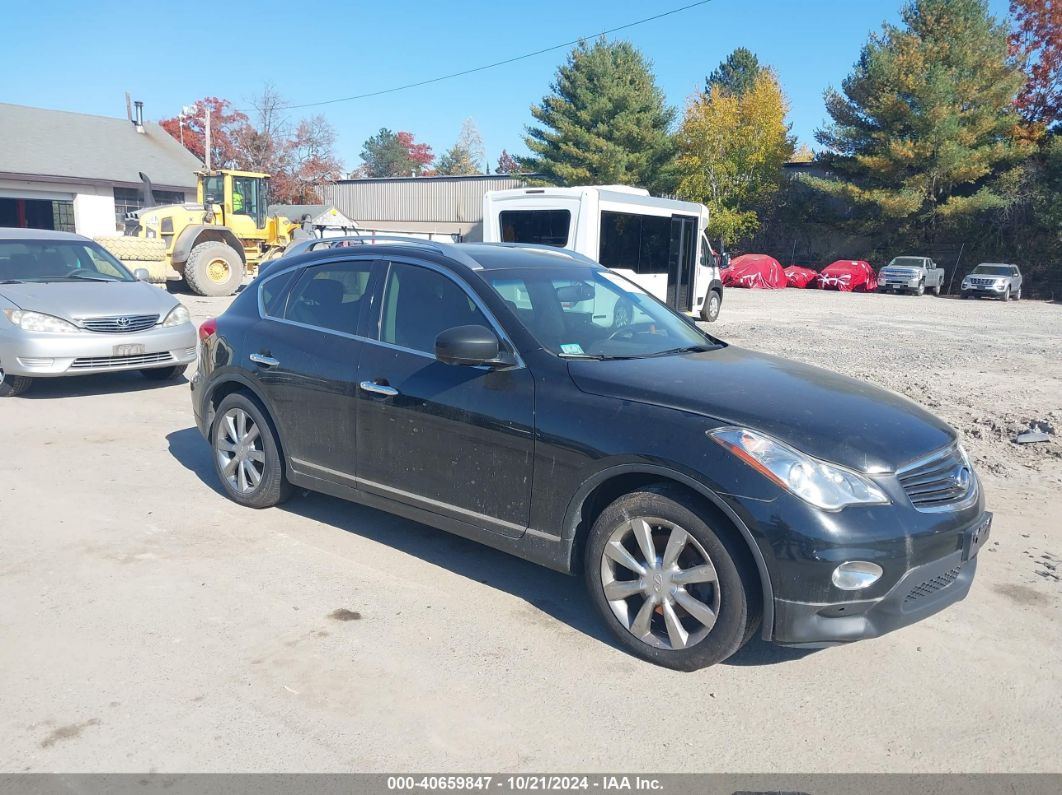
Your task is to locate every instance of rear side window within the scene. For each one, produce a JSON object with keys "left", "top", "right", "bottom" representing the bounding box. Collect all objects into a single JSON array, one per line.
[
  {"left": 499, "top": 210, "right": 571, "bottom": 247},
  {"left": 275, "top": 260, "right": 374, "bottom": 335},
  {"left": 378, "top": 262, "right": 490, "bottom": 354},
  {"left": 261, "top": 269, "right": 298, "bottom": 317}
]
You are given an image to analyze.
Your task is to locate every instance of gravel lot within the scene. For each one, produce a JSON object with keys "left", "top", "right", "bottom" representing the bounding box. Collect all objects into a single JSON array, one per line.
[{"left": 1, "top": 287, "right": 1059, "bottom": 773}]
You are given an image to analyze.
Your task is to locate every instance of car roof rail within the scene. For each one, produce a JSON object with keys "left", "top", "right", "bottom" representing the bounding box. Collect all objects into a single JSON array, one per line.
[
  {"left": 310, "top": 233, "right": 484, "bottom": 270},
  {"left": 476, "top": 241, "right": 600, "bottom": 266}
]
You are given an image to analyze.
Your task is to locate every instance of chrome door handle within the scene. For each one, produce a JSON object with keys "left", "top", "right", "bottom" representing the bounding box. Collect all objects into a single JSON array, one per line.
[
  {"left": 359, "top": 380, "right": 399, "bottom": 397},
  {"left": 250, "top": 353, "right": 279, "bottom": 368}
]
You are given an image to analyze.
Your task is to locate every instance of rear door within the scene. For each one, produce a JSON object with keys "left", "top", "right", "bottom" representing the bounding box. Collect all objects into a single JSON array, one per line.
[
  {"left": 248, "top": 257, "right": 380, "bottom": 482},
  {"left": 354, "top": 259, "right": 535, "bottom": 536}
]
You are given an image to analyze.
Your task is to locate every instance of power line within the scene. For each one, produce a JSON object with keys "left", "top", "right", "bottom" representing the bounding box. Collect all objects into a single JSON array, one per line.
[{"left": 266, "top": 0, "right": 715, "bottom": 112}]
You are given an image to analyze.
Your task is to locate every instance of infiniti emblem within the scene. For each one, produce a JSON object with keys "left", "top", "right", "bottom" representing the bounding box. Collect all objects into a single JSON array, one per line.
[
  {"left": 954, "top": 466, "right": 971, "bottom": 490},
  {"left": 116, "top": 316, "right": 130, "bottom": 328}
]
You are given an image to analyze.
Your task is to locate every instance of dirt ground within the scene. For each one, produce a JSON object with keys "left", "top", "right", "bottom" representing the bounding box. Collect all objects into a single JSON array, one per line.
[{"left": 1, "top": 287, "right": 1059, "bottom": 773}]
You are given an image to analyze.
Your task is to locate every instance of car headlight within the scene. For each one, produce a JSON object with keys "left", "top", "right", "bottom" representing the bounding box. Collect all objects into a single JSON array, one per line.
[
  {"left": 709, "top": 427, "right": 889, "bottom": 511},
  {"left": 2, "top": 309, "right": 79, "bottom": 334},
  {"left": 161, "top": 304, "right": 191, "bottom": 327}
]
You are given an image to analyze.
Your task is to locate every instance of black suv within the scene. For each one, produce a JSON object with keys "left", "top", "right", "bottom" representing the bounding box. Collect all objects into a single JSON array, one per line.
[{"left": 192, "top": 239, "right": 990, "bottom": 670}]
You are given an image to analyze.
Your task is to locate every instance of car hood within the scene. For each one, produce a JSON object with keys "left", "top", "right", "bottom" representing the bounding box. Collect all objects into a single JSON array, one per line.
[
  {"left": 0, "top": 281, "right": 178, "bottom": 322},
  {"left": 567, "top": 346, "right": 955, "bottom": 473}
]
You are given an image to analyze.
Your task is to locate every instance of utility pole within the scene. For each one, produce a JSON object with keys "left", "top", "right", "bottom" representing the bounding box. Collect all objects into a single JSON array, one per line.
[{"left": 204, "top": 108, "right": 212, "bottom": 170}]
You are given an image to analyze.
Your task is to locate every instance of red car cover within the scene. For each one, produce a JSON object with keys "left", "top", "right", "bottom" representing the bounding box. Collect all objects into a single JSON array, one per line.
[
  {"left": 722, "top": 254, "right": 787, "bottom": 289},
  {"left": 816, "top": 260, "right": 878, "bottom": 292},
  {"left": 783, "top": 266, "right": 818, "bottom": 288}
]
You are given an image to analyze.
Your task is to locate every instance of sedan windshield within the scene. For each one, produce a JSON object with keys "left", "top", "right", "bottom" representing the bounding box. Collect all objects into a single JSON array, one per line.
[
  {"left": 486, "top": 266, "right": 721, "bottom": 359},
  {"left": 972, "top": 265, "right": 1014, "bottom": 276},
  {"left": 0, "top": 240, "right": 134, "bottom": 283}
]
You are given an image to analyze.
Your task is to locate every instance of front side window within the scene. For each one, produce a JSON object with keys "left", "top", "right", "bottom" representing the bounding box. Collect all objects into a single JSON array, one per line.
[
  {"left": 378, "top": 262, "right": 490, "bottom": 354},
  {"left": 279, "top": 260, "right": 373, "bottom": 335},
  {"left": 499, "top": 210, "right": 571, "bottom": 247},
  {"left": 0, "top": 241, "right": 133, "bottom": 283},
  {"left": 202, "top": 175, "right": 224, "bottom": 205},
  {"left": 486, "top": 266, "right": 717, "bottom": 359}
]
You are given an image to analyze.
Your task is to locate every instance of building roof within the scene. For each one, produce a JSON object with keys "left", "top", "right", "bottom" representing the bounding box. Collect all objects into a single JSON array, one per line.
[{"left": 0, "top": 103, "right": 202, "bottom": 190}]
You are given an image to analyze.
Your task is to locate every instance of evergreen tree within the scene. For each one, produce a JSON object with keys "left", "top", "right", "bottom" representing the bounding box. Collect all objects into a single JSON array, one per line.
[
  {"left": 522, "top": 39, "right": 675, "bottom": 191},
  {"left": 359, "top": 128, "right": 433, "bottom": 177},
  {"left": 813, "top": 0, "right": 1026, "bottom": 225},
  {"left": 676, "top": 70, "right": 795, "bottom": 246},
  {"left": 706, "top": 48, "right": 763, "bottom": 97}
]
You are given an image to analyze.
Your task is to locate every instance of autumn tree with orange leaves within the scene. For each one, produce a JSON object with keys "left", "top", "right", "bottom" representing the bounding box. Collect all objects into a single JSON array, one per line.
[{"left": 1010, "top": 0, "right": 1062, "bottom": 131}]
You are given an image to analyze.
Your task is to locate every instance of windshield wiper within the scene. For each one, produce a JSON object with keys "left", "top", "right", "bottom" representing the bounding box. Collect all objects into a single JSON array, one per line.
[
  {"left": 66, "top": 273, "right": 118, "bottom": 282},
  {"left": 640, "top": 345, "right": 719, "bottom": 358},
  {"left": 0, "top": 279, "right": 25, "bottom": 284}
]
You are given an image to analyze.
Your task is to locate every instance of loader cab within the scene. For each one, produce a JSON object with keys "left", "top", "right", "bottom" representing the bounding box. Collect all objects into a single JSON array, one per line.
[{"left": 197, "top": 170, "right": 269, "bottom": 234}]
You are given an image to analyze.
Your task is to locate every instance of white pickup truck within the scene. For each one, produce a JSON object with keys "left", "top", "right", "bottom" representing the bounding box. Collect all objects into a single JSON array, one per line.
[{"left": 877, "top": 256, "right": 946, "bottom": 296}]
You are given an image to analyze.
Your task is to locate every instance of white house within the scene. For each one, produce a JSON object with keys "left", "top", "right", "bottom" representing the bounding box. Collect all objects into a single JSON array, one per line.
[{"left": 0, "top": 102, "right": 201, "bottom": 238}]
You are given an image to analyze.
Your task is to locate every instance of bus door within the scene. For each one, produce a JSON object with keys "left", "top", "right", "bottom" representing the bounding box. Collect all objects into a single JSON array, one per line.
[{"left": 667, "top": 214, "right": 698, "bottom": 311}]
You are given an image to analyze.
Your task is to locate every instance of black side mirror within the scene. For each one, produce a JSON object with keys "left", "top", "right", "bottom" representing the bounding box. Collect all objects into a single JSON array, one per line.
[{"left": 435, "top": 325, "right": 509, "bottom": 367}]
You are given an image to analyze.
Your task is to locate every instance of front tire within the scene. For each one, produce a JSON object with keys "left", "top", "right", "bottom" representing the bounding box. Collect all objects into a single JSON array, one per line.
[
  {"left": 1003, "top": 286, "right": 1011, "bottom": 301},
  {"left": 915, "top": 281, "right": 925, "bottom": 296},
  {"left": 140, "top": 364, "right": 188, "bottom": 381},
  {"left": 184, "top": 241, "right": 245, "bottom": 297},
  {"left": 211, "top": 393, "right": 292, "bottom": 508},
  {"left": 585, "top": 484, "right": 759, "bottom": 670},
  {"left": 0, "top": 370, "right": 33, "bottom": 397},
  {"left": 700, "top": 289, "right": 722, "bottom": 323}
]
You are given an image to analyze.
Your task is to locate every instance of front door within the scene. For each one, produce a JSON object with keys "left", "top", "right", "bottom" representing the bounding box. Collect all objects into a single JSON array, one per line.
[
  {"left": 247, "top": 257, "right": 379, "bottom": 482},
  {"left": 667, "top": 215, "right": 698, "bottom": 311},
  {"left": 355, "top": 260, "right": 535, "bottom": 536}
]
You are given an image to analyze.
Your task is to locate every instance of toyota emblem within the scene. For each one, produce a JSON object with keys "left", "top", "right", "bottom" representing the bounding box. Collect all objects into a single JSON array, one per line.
[{"left": 116, "top": 317, "right": 130, "bottom": 328}]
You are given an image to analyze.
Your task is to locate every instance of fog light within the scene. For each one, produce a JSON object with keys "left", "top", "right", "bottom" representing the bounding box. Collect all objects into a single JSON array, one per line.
[{"left": 832, "top": 561, "right": 883, "bottom": 590}]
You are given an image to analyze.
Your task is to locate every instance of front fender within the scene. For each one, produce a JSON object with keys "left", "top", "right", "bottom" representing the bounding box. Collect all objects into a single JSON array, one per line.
[{"left": 173, "top": 225, "right": 247, "bottom": 265}]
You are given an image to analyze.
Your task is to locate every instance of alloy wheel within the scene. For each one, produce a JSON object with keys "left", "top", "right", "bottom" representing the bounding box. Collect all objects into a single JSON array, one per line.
[
  {"left": 216, "top": 407, "right": 265, "bottom": 494},
  {"left": 600, "top": 517, "right": 721, "bottom": 650}
]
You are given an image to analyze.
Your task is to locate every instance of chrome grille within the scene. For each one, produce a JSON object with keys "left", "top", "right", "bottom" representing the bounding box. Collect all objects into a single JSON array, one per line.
[
  {"left": 905, "top": 566, "right": 961, "bottom": 604},
  {"left": 70, "top": 352, "right": 173, "bottom": 369},
  {"left": 897, "top": 446, "right": 973, "bottom": 509},
  {"left": 968, "top": 277, "right": 997, "bottom": 287},
  {"left": 80, "top": 314, "right": 159, "bottom": 333}
]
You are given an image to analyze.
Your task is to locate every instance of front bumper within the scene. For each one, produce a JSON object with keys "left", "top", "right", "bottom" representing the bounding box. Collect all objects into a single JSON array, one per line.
[
  {"left": 0, "top": 323, "right": 197, "bottom": 377},
  {"left": 771, "top": 511, "right": 990, "bottom": 646},
  {"left": 962, "top": 283, "right": 1007, "bottom": 296}
]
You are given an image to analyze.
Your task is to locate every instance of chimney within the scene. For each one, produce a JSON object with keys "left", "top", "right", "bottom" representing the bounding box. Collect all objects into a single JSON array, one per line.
[{"left": 133, "top": 100, "right": 145, "bottom": 133}]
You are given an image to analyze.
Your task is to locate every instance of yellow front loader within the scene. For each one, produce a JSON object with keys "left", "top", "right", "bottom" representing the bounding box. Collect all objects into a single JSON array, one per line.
[{"left": 97, "top": 170, "right": 298, "bottom": 296}]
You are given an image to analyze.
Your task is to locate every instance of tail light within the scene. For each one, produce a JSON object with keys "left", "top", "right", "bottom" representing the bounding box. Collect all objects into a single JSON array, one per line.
[{"left": 198, "top": 317, "right": 218, "bottom": 342}]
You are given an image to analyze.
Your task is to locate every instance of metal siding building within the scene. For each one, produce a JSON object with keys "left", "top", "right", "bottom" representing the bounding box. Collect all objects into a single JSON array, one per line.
[{"left": 321, "top": 174, "right": 531, "bottom": 241}]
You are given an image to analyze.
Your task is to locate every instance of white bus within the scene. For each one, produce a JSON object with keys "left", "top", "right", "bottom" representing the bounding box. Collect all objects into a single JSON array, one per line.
[{"left": 482, "top": 185, "right": 724, "bottom": 321}]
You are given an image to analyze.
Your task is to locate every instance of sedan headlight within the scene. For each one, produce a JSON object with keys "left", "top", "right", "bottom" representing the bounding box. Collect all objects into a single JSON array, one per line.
[
  {"left": 2, "top": 309, "right": 79, "bottom": 334},
  {"left": 709, "top": 427, "right": 889, "bottom": 511},
  {"left": 161, "top": 304, "right": 191, "bottom": 327}
]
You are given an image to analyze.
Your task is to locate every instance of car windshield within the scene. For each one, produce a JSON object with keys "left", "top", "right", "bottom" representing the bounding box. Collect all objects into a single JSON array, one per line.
[
  {"left": 0, "top": 240, "right": 134, "bottom": 283},
  {"left": 972, "top": 265, "right": 1013, "bottom": 276},
  {"left": 486, "top": 266, "right": 721, "bottom": 359},
  {"left": 887, "top": 257, "right": 925, "bottom": 268}
]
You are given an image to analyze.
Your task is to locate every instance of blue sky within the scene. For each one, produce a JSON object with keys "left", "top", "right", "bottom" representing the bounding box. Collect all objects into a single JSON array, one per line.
[{"left": 2, "top": 0, "right": 1013, "bottom": 172}]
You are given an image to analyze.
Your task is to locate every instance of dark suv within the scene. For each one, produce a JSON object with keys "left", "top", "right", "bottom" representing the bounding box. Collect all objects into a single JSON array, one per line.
[{"left": 192, "top": 239, "right": 990, "bottom": 670}]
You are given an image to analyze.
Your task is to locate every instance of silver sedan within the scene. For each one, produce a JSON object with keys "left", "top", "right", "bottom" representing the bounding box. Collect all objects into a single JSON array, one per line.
[{"left": 0, "top": 228, "right": 197, "bottom": 397}]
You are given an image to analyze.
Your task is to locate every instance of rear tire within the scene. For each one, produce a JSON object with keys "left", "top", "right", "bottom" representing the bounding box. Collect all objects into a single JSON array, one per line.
[
  {"left": 700, "top": 289, "right": 722, "bottom": 323},
  {"left": 932, "top": 281, "right": 941, "bottom": 296},
  {"left": 211, "top": 393, "right": 292, "bottom": 508},
  {"left": 1015, "top": 287, "right": 1022, "bottom": 300},
  {"left": 585, "top": 484, "right": 760, "bottom": 670},
  {"left": 140, "top": 364, "right": 188, "bottom": 381},
  {"left": 0, "top": 370, "right": 33, "bottom": 397},
  {"left": 183, "top": 241, "right": 245, "bottom": 297}
]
